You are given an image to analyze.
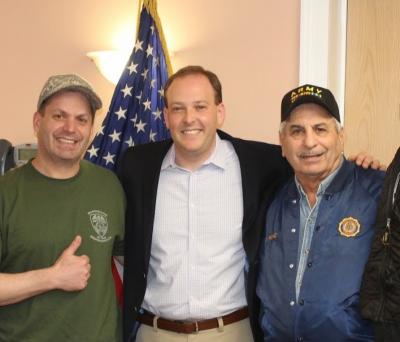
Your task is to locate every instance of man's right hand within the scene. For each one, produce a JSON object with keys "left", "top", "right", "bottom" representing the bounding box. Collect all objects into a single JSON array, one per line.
[{"left": 51, "top": 235, "right": 91, "bottom": 291}]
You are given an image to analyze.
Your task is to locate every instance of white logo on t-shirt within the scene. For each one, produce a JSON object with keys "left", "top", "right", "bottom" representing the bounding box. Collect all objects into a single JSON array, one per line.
[{"left": 88, "top": 210, "right": 112, "bottom": 243}]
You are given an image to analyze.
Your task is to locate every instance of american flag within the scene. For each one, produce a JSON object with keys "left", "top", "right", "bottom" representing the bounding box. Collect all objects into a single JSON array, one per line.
[
  {"left": 85, "top": 0, "right": 172, "bottom": 171},
  {"left": 85, "top": 0, "right": 172, "bottom": 304}
]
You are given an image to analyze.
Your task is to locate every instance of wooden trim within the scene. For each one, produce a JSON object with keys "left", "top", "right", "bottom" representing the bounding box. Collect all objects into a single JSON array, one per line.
[{"left": 300, "top": 0, "right": 347, "bottom": 122}]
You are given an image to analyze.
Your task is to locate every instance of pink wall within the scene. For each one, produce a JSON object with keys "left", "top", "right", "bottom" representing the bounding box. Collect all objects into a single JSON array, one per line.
[{"left": 0, "top": 0, "right": 299, "bottom": 145}]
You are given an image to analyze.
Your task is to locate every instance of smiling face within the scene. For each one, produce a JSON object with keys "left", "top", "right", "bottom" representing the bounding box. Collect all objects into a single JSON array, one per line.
[
  {"left": 163, "top": 73, "right": 225, "bottom": 169},
  {"left": 33, "top": 91, "right": 93, "bottom": 174},
  {"left": 280, "top": 103, "right": 344, "bottom": 185}
]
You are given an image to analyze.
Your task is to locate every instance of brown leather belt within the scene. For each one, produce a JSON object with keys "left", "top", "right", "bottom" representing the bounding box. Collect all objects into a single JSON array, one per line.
[{"left": 137, "top": 307, "right": 248, "bottom": 334}]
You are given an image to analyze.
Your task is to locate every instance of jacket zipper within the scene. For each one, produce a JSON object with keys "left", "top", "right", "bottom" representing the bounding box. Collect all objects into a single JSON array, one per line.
[{"left": 376, "top": 218, "right": 391, "bottom": 321}]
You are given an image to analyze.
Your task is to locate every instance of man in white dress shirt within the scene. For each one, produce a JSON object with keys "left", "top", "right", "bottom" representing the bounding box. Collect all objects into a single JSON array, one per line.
[{"left": 119, "top": 66, "right": 292, "bottom": 342}]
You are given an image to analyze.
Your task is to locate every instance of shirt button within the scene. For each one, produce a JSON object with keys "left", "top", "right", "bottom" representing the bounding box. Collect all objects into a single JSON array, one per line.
[
  {"left": 143, "top": 273, "right": 146, "bottom": 278},
  {"left": 308, "top": 262, "right": 313, "bottom": 268},
  {"left": 316, "top": 225, "right": 321, "bottom": 231},
  {"left": 299, "top": 299, "right": 305, "bottom": 305},
  {"left": 290, "top": 301, "right": 295, "bottom": 306},
  {"left": 289, "top": 263, "right": 294, "bottom": 269},
  {"left": 291, "top": 228, "right": 296, "bottom": 233},
  {"left": 292, "top": 199, "right": 297, "bottom": 204}
]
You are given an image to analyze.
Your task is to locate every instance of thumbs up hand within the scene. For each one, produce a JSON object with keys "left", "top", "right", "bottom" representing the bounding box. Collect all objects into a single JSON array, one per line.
[{"left": 51, "top": 236, "right": 91, "bottom": 291}]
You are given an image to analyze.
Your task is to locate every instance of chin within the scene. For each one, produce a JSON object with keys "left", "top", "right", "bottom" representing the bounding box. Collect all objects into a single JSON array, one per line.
[
  {"left": 56, "top": 151, "right": 83, "bottom": 161},
  {"left": 300, "top": 166, "right": 325, "bottom": 176}
]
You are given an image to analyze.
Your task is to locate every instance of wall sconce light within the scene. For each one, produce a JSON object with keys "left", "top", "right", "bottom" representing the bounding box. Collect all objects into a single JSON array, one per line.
[{"left": 87, "top": 50, "right": 129, "bottom": 85}]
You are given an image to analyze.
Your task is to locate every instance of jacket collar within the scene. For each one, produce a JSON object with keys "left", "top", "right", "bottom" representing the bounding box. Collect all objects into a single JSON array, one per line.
[{"left": 286, "top": 158, "right": 354, "bottom": 200}]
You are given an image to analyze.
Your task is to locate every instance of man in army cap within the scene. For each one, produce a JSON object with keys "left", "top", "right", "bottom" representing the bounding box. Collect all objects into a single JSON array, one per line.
[{"left": 256, "top": 84, "right": 385, "bottom": 341}]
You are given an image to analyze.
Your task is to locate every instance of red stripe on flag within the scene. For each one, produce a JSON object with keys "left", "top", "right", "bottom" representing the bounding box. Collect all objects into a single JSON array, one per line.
[{"left": 112, "top": 258, "right": 123, "bottom": 306}]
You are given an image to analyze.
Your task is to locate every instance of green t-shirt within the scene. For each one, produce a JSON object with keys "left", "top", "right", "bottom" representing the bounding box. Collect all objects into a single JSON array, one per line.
[{"left": 0, "top": 160, "right": 125, "bottom": 342}]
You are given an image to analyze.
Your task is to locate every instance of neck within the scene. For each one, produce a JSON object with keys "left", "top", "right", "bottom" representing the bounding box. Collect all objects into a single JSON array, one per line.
[
  {"left": 31, "top": 156, "right": 80, "bottom": 179},
  {"left": 297, "top": 178, "right": 320, "bottom": 208},
  {"left": 296, "top": 157, "right": 343, "bottom": 207},
  {"left": 174, "top": 141, "right": 217, "bottom": 172},
  {"left": 174, "top": 153, "right": 211, "bottom": 171}
]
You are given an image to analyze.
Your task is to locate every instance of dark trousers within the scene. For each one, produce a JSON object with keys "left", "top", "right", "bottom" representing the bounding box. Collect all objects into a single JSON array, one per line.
[{"left": 374, "top": 322, "right": 400, "bottom": 342}]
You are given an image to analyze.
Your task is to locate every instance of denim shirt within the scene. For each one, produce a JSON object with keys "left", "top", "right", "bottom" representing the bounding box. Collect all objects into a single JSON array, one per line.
[{"left": 295, "top": 160, "right": 342, "bottom": 301}]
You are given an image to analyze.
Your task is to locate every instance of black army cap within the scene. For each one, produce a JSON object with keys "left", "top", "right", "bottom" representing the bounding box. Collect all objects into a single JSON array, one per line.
[{"left": 281, "top": 84, "right": 340, "bottom": 122}]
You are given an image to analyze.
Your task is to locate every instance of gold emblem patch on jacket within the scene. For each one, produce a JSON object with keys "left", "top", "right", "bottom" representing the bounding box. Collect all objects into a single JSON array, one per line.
[{"left": 338, "top": 217, "right": 361, "bottom": 237}]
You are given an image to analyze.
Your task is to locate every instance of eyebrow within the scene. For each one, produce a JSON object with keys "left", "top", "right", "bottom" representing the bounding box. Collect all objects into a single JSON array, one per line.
[
  {"left": 288, "top": 122, "right": 328, "bottom": 128},
  {"left": 170, "top": 100, "right": 208, "bottom": 106}
]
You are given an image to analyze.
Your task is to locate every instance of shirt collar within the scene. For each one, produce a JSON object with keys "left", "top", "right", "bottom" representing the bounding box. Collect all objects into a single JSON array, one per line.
[{"left": 161, "top": 134, "right": 227, "bottom": 171}]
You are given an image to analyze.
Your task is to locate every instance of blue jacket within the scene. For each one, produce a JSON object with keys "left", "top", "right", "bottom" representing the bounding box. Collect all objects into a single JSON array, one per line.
[{"left": 257, "top": 160, "right": 385, "bottom": 342}]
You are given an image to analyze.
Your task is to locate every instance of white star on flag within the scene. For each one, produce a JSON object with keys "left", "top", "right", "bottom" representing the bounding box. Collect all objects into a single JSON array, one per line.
[
  {"left": 141, "top": 68, "right": 149, "bottom": 80},
  {"left": 134, "top": 39, "right": 143, "bottom": 51},
  {"left": 102, "top": 152, "right": 115, "bottom": 165},
  {"left": 146, "top": 45, "right": 153, "bottom": 57},
  {"left": 114, "top": 107, "right": 127, "bottom": 120},
  {"left": 109, "top": 130, "right": 121, "bottom": 143},
  {"left": 150, "top": 130, "right": 157, "bottom": 142},
  {"left": 143, "top": 99, "right": 151, "bottom": 111},
  {"left": 87, "top": 145, "right": 99, "bottom": 158},
  {"left": 152, "top": 108, "right": 162, "bottom": 120},
  {"left": 135, "top": 91, "right": 142, "bottom": 101},
  {"left": 121, "top": 84, "right": 133, "bottom": 98},
  {"left": 127, "top": 62, "right": 138, "bottom": 75},
  {"left": 125, "top": 136, "right": 135, "bottom": 147},
  {"left": 131, "top": 114, "right": 138, "bottom": 124},
  {"left": 135, "top": 120, "right": 147, "bottom": 133},
  {"left": 96, "top": 125, "right": 105, "bottom": 136}
]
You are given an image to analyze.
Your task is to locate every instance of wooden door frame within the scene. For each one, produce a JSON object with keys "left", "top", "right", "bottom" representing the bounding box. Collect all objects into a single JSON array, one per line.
[{"left": 300, "top": 0, "right": 347, "bottom": 123}]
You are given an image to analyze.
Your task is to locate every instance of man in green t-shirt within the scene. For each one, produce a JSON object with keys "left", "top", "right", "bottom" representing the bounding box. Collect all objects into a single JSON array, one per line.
[{"left": 0, "top": 74, "right": 125, "bottom": 342}]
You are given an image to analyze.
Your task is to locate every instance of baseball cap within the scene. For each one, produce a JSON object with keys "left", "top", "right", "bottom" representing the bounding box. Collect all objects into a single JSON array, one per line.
[
  {"left": 37, "top": 74, "right": 102, "bottom": 113},
  {"left": 281, "top": 84, "right": 340, "bottom": 122}
]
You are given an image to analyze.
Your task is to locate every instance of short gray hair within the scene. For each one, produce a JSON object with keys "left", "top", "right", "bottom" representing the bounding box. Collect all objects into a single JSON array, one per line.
[{"left": 279, "top": 117, "right": 342, "bottom": 134}]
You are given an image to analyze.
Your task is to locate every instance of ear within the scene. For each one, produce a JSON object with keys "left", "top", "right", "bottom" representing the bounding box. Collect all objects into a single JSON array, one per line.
[
  {"left": 338, "top": 127, "right": 345, "bottom": 151},
  {"left": 279, "top": 132, "right": 287, "bottom": 157},
  {"left": 216, "top": 103, "right": 226, "bottom": 128},
  {"left": 163, "top": 107, "right": 170, "bottom": 129},
  {"left": 33, "top": 111, "right": 42, "bottom": 135}
]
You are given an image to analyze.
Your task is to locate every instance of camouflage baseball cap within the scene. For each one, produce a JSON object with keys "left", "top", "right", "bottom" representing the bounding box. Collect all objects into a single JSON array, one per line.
[{"left": 37, "top": 74, "right": 102, "bottom": 113}]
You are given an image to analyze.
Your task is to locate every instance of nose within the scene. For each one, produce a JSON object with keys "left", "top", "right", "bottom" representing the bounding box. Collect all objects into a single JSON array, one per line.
[
  {"left": 303, "top": 130, "right": 317, "bottom": 148},
  {"left": 63, "top": 118, "right": 76, "bottom": 132},
  {"left": 183, "top": 108, "right": 196, "bottom": 124}
]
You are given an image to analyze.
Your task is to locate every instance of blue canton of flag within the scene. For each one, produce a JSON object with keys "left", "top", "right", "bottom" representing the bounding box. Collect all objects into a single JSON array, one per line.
[{"left": 85, "top": 1, "right": 171, "bottom": 170}]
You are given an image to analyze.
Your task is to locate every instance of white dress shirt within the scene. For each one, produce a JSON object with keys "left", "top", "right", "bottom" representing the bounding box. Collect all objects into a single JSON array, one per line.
[{"left": 142, "top": 135, "right": 246, "bottom": 320}]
